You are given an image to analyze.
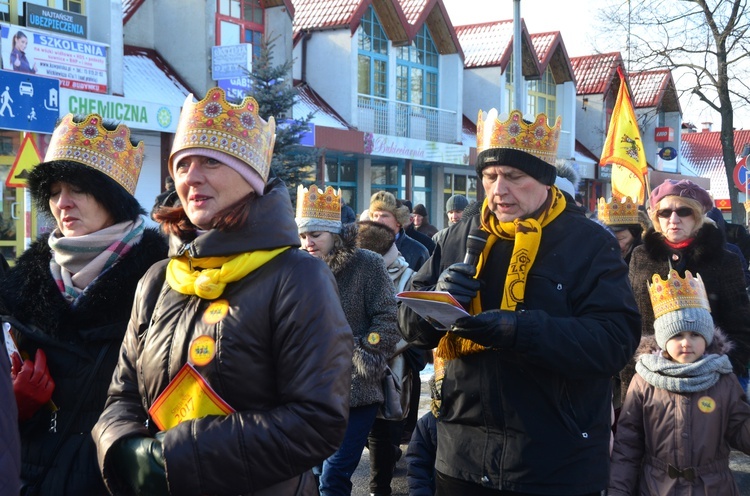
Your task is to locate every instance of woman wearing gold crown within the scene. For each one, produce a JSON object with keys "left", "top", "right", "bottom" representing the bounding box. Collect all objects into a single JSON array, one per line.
[
  {"left": 295, "top": 185, "right": 399, "bottom": 496},
  {"left": 627, "top": 179, "right": 750, "bottom": 403},
  {"left": 92, "top": 88, "right": 353, "bottom": 496},
  {"left": 610, "top": 270, "right": 750, "bottom": 495},
  {"left": 0, "top": 114, "right": 167, "bottom": 495}
]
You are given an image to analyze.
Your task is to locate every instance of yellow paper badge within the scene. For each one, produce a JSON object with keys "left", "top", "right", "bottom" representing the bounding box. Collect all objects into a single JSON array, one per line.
[
  {"left": 698, "top": 396, "right": 716, "bottom": 413},
  {"left": 203, "top": 299, "right": 230, "bottom": 325},
  {"left": 367, "top": 332, "right": 380, "bottom": 345},
  {"left": 190, "top": 335, "right": 216, "bottom": 367},
  {"left": 148, "top": 363, "right": 235, "bottom": 431}
]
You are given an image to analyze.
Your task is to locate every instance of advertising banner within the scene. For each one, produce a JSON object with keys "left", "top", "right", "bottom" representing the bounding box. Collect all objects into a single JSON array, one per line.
[{"left": 0, "top": 23, "right": 107, "bottom": 93}]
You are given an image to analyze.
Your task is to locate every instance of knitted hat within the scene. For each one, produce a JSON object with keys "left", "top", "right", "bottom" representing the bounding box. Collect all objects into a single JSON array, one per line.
[
  {"left": 169, "top": 88, "right": 276, "bottom": 197},
  {"left": 369, "top": 191, "right": 411, "bottom": 227},
  {"left": 296, "top": 184, "right": 342, "bottom": 234},
  {"left": 649, "top": 179, "right": 713, "bottom": 213},
  {"left": 446, "top": 195, "right": 468, "bottom": 212},
  {"left": 654, "top": 307, "right": 714, "bottom": 348},
  {"left": 475, "top": 109, "right": 561, "bottom": 185},
  {"left": 413, "top": 204, "right": 428, "bottom": 217}
]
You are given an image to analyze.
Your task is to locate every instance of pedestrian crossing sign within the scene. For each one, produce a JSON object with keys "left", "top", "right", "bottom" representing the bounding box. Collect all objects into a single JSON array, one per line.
[{"left": 6, "top": 133, "right": 42, "bottom": 188}]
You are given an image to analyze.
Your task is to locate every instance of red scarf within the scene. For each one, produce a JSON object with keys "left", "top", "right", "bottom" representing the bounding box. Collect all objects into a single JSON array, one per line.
[{"left": 664, "top": 238, "right": 694, "bottom": 250}]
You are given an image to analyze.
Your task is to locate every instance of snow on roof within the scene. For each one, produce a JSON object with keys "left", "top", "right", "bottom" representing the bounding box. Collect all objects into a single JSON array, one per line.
[
  {"left": 123, "top": 46, "right": 192, "bottom": 106},
  {"left": 454, "top": 20, "right": 514, "bottom": 68},
  {"left": 681, "top": 129, "right": 750, "bottom": 201},
  {"left": 570, "top": 52, "right": 622, "bottom": 95},
  {"left": 294, "top": 83, "right": 351, "bottom": 130}
]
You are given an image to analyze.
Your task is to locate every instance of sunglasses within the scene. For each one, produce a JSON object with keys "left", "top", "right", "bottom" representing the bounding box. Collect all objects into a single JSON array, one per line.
[{"left": 656, "top": 207, "right": 693, "bottom": 219}]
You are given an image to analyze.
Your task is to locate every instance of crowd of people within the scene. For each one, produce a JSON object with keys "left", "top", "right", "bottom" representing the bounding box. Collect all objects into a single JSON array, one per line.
[{"left": 2, "top": 89, "right": 750, "bottom": 496}]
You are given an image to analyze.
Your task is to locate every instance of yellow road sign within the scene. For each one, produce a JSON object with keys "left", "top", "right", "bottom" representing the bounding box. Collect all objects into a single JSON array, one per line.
[{"left": 6, "top": 133, "right": 42, "bottom": 188}]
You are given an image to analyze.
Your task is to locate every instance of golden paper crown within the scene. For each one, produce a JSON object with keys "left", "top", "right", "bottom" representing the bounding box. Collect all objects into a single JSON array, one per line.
[
  {"left": 476, "top": 109, "right": 562, "bottom": 165},
  {"left": 296, "top": 184, "right": 342, "bottom": 233},
  {"left": 597, "top": 197, "right": 639, "bottom": 225},
  {"left": 648, "top": 269, "right": 711, "bottom": 320},
  {"left": 170, "top": 88, "right": 275, "bottom": 183},
  {"left": 45, "top": 113, "right": 144, "bottom": 195}
]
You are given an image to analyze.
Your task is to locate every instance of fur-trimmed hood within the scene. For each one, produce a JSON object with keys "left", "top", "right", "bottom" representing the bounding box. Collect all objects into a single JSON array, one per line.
[
  {"left": 636, "top": 327, "right": 734, "bottom": 359},
  {"left": 642, "top": 222, "right": 725, "bottom": 264},
  {"left": 324, "top": 222, "right": 359, "bottom": 275}
]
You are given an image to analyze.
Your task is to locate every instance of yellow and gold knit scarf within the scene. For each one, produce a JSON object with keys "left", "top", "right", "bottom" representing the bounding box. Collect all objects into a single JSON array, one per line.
[
  {"left": 166, "top": 246, "right": 291, "bottom": 300},
  {"left": 436, "top": 186, "right": 566, "bottom": 360}
]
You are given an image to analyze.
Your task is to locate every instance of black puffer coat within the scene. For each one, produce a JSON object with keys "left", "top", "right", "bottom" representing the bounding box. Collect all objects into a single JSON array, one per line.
[
  {"left": 629, "top": 225, "right": 750, "bottom": 379},
  {"left": 323, "top": 223, "right": 399, "bottom": 407},
  {"left": 400, "top": 204, "right": 641, "bottom": 495},
  {"left": 93, "top": 179, "right": 354, "bottom": 496},
  {"left": 0, "top": 228, "right": 167, "bottom": 496}
]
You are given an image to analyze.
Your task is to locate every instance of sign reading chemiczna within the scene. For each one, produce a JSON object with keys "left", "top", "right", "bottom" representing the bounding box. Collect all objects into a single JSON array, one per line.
[
  {"left": 24, "top": 4, "right": 87, "bottom": 39},
  {"left": 0, "top": 23, "right": 107, "bottom": 93},
  {"left": 60, "top": 89, "right": 181, "bottom": 133}
]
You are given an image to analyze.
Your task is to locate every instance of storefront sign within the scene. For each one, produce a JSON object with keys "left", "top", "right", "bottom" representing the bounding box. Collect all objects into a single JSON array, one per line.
[
  {"left": 217, "top": 77, "right": 251, "bottom": 103},
  {"left": 654, "top": 126, "right": 674, "bottom": 142},
  {"left": 60, "top": 89, "right": 180, "bottom": 132},
  {"left": 25, "top": 4, "right": 87, "bottom": 39},
  {"left": 212, "top": 44, "right": 251, "bottom": 80},
  {"left": 364, "top": 133, "right": 470, "bottom": 166},
  {"left": 1, "top": 23, "right": 107, "bottom": 93}
]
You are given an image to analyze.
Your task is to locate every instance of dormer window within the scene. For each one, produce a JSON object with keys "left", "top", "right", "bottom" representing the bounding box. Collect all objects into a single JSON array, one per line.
[
  {"left": 396, "top": 24, "right": 438, "bottom": 107},
  {"left": 357, "top": 5, "right": 388, "bottom": 98}
]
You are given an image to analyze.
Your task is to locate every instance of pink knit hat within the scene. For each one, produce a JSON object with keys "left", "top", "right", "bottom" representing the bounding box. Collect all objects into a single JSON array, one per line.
[{"left": 170, "top": 148, "right": 266, "bottom": 196}]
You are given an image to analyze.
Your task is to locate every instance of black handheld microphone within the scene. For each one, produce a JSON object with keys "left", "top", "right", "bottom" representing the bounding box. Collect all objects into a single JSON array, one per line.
[{"left": 463, "top": 229, "right": 489, "bottom": 266}]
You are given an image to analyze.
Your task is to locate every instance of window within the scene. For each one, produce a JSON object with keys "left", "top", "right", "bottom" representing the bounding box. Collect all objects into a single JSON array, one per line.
[
  {"left": 411, "top": 165, "right": 431, "bottom": 213},
  {"left": 527, "top": 66, "right": 556, "bottom": 121},
  {"left": 443, "top": 172, "right": 477, "bottom": 221},
  {"left": 325, "top": 156, "right": 358, "bottom": 208},
  {"left": 371, "top": 162, "right": 401, "bottom": 198},
  {"left": 0, "top": 1, "right": 8, "bottom": 22},
  {"left": 396, "top": 25, "right": 438, "bottom": 107},
  {"left": 60, "top": 0, "right": 83, "bottom": 13},
  {"left": 216, "top": 0, "right": 263, "bottom": 60},
  {"left": 357, "top": 6, "right": 388, "bottom": 99}
]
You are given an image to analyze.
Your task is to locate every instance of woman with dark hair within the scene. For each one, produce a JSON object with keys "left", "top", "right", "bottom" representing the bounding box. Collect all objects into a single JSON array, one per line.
[
  {"left": 1, "top": 114, "right": 167, "bottom": 495},
  {"left": 10, "top": 30, "right": 36, "bottom": 73},
  {"left": 296, "top": 185, "right": 399, "bottom": 496},
  {"left": 93, "top": 88, "right": 353, "bottom": 496}
]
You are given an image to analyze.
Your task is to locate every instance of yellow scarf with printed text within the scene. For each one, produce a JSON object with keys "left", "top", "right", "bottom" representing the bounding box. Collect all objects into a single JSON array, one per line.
[
  {"left": 436, "top": 187, "right": 566, "bottom": 360},
  {"left": 166, "top": 246, "right": 291, "bottom": 300}
]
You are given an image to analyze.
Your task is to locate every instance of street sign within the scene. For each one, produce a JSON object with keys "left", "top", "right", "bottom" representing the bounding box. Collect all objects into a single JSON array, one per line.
[
  {"left": 0, "top": 69, "right": 59, "bottom": 133},
  {"left": 6, "top": 133, "right": 42, "bottom": 188},
  {"left": 733, "top": 156, "right": 748, "bottom": 191}
]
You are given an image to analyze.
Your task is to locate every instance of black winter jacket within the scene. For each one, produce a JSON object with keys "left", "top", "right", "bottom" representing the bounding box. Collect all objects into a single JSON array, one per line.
[
  {"left": 400, "top": 204, "right": 641, "bottom": 494},
  {"left": 93, "top": 179, "right": 354, "bottom": 496},
  {"left": 396, "top": 229, "right": 429, "bottom": 272},
  {"left": 0, "top": 228, "right": 167, "bottom": 496}
]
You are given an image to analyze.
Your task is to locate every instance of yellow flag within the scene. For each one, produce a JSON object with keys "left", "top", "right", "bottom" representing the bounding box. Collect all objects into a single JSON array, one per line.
[{"left": 600, "top": 67, "right": 648, "bottom": 204}]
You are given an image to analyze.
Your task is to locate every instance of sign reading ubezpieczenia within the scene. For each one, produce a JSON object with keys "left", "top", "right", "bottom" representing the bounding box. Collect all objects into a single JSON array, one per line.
[{"left": 0, "top": 23, "right": 107, "bottom": 94}]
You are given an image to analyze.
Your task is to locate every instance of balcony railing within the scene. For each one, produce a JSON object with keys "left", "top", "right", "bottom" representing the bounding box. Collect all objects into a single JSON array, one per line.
[{"left": 357, "top": 94, "right": 458, "bottom": 144}]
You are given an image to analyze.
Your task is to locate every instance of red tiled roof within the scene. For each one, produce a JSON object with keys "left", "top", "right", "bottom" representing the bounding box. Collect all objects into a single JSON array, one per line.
[
  {"left": 292, "top": 0, "right": 365, "bottom": 35},
  {"left": 629, "top": 69, "right": 670, "bottom": 108},
  {"left": 454, "top": 20, "right": 514, "bottom": 68},
  {"left": 530, "top": 32, "right": 556, "bottom": 65},
  {"left": 122, "top": 0, "right": 145, "bottom": 24},
  {"left": 570, "top": 52, "right": 622, "bottom": 95},
  {"left": 681, "top": 130, "right": 750, "bottom": 200},
  {"left": 575, "top": 139, "right": 599, "bottom": 162},
  {"left": 399, "top": 0, "right": 428, "bottom": 25},
  {"left": 530, "top": 31, "right": 575, "bottom": 85}
]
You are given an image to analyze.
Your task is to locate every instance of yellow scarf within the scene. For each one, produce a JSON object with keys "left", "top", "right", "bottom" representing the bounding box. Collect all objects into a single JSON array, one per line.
[
  {"left": 166, "top": 246, "right": 291, "bottom": 300},
  {"left": 437, "top": 186, "right": 566, "bottom": 360}
]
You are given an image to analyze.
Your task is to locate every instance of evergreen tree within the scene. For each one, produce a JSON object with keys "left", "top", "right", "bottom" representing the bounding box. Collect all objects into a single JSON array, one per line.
[{"left": 246, "top": 38, "right": 316, "bottom": 204}]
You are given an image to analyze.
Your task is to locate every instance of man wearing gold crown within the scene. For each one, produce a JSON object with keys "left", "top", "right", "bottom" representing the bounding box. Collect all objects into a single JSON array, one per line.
[{"left": 400, "top": 109, "right": 641, "bottom": 495}]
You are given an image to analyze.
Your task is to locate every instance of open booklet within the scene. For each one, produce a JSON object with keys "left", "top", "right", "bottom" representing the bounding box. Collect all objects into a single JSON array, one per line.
[{"left": 396, "top": 291, "right": 470, "bottom": 330}]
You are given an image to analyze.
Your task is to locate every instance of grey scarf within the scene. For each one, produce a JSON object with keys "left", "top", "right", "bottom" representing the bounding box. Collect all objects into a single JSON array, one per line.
[{"left": 636, "top": 352, "right": 733, "bottom": 393}]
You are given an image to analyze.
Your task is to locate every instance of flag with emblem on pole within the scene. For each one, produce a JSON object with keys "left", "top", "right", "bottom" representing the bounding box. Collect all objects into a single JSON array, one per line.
[{"left": 600, "top": 66, "right": 649, "bottom": 204}]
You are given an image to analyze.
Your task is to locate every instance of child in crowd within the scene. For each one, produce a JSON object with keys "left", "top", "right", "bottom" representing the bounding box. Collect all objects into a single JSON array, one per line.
[
  {"left": 405, "top": 354, "right": 442, "bottom": 496},
  {"left": 609, "top": 269, "right": 750, "bottom": 495}
]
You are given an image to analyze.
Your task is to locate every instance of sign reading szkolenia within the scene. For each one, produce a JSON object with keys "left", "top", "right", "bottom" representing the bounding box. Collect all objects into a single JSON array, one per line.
[
  {"left": 0, "top": 22, "right": 107, "bottom": 93},
  {"left": 60, "top": 89, "right": 181, "bottom": 133},
  {"left": 25, "top": 4, "right": 87, "bottom": 39}
]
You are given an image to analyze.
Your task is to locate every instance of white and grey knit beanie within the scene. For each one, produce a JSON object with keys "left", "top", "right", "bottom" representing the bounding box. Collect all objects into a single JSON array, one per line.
[{"left": 653, "top": 306, "right": 714, "bottom": 349}]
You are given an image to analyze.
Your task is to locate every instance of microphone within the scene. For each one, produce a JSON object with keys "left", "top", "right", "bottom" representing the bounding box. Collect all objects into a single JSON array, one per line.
[{"left": 463, "top": 229, "right": 489, "bottom": 266}]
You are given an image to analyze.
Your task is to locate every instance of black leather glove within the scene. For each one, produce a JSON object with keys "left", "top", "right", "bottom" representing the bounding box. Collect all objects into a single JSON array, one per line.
[
  {"left": 435, "top": 263, "right": 481, "bottom": 306},
  {"left": 110, "top": 436, "right": 168, "bottom": 496},
  {"left": 451, "top": 309, "right": 517, "bottom": 349}
]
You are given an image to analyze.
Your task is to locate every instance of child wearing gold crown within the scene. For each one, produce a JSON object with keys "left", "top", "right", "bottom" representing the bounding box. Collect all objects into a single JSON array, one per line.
[{"left": 609, "top": 269, "right": 750, "bottom": 495}]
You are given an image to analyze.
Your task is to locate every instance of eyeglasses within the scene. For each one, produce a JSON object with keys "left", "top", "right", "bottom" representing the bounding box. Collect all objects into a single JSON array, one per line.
[{"left": 656, "top": 207, "right": 693, "bottom": 219}]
